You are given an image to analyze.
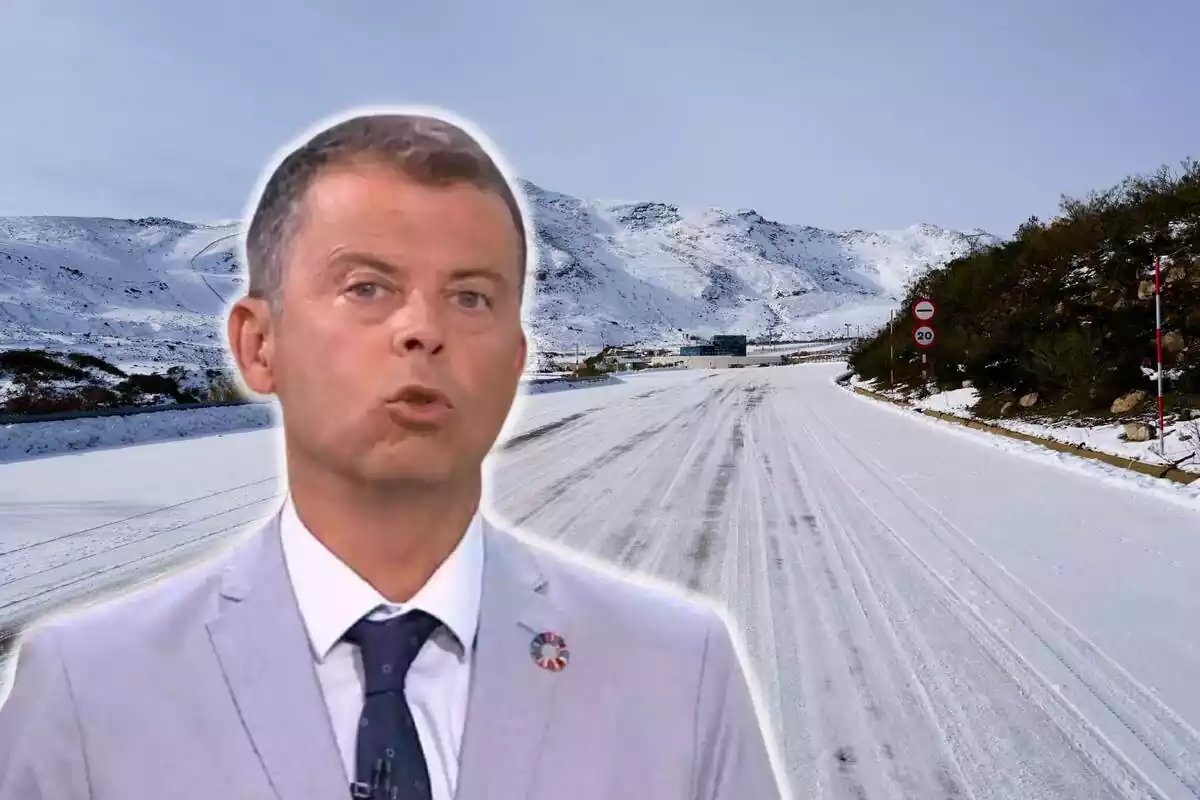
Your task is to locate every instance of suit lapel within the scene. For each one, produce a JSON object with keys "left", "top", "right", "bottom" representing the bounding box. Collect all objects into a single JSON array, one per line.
[
  {"left": 456, "top": 521, "right": 569, "bottom": 800},
  {"left": 205, "top": 515, "right": 348, "bottom": 800}
]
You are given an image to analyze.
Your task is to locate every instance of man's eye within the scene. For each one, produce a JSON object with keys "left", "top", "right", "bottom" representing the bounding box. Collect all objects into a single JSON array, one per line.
[
  {"left": 347, "top": 282, "right": 383, "bottom": 299},
  {"left": 457, "top": 290, "right": 491, "bottom": 309}
]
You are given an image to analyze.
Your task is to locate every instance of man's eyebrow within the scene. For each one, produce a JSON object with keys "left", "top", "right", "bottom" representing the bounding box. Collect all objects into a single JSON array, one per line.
[
  {"left": 446, "top": 266, "right": 510, "bottom": 284},
  {"left": 326, "top": 250, "right": 402, "bottom": 275},
  {"left": 325, "top": 251, "right": 514, "bottom": 286}
]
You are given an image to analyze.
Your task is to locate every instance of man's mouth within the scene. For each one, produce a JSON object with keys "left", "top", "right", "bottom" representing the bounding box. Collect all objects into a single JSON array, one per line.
[
  {"left": 391, "top": 385, "right": 451, "bottom": 407},
  {"left": 384, "top": 384, "right": 454, "bottom": 427}
]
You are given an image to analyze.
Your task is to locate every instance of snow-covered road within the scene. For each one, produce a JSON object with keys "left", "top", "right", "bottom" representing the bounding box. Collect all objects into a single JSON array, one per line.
[{"left": 3, "top": 363, "right": 1199, "bottom": 799}]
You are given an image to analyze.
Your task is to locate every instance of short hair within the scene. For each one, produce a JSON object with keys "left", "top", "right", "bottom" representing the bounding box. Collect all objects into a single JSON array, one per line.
[{"left": 245, "top": 113, "right": 528, "bottom": 306}]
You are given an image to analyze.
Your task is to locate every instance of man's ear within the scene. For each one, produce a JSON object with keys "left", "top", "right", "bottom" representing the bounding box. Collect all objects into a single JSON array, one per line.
[
  {"left": 514, "top": 329, "right": 528, "bottom": 377},
  {"left": 226, "top": 296, "right": 277, "bottom": 398}
]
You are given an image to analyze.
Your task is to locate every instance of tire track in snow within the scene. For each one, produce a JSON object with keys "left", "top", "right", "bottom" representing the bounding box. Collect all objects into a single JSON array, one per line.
[
  {"left": 0, "top": 479, "right": 282, "bottom": 628},
  {"left": 773, "top": 397, "right": 969, "bottom": 800},
  {"left": 629, "top": 376, "right": 745, "bottom": 582},
  {"left": 803, "top": 401, "right": 1200, "bottom": 799},
  {"left": 507, "top": 417, "right": 673, "bottom": 528},
  {"left": 789, "top": 399, "right": 1152, "bottom": 798},
  {"left": 500, "top": 411, "right": 592, "bottom": 451},
  {"left": 494, "top": 379, "right": 706, "bottom": 532},
  {"left": 586, "top": 381, "right": 731, "bottom": 567},
  {"left": 806, "top": 448, "right": 1152, "bottom": 798},
  {"left": 781, "top": 403, "right": 998, "bottom": 799},
  {"left": 754, "top": 398, "right": 830, "bottom": 797},
  {"left": 501, "top": 378, "right": 725, "bottom": 558},
  {"left": 685, "top": 416, "right": 741, "bottom": 591}
]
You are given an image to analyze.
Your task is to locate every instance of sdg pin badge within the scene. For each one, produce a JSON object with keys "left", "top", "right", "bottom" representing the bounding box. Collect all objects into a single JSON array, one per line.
[{"left": 530, "top": 631, "right": 570, "bottom": 672}]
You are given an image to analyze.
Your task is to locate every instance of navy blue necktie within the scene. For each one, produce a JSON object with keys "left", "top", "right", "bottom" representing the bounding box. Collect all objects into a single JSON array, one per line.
[{"left": 345, "top": 609, "right": 443, "bottom": 800}]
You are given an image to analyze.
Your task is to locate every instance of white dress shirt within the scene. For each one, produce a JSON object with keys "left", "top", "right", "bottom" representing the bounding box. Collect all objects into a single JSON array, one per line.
[{"left": 278, "top": 495, "right": 484, "bottom": 800}]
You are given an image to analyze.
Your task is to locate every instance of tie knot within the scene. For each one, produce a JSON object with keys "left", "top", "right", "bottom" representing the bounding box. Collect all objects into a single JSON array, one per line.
[{"left": 345, "top": 609, "right": 442, "bottom": 695}]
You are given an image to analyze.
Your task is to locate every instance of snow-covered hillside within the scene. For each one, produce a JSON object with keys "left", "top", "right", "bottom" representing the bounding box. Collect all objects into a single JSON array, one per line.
[
  {"left": 0, "top": 216, "right": 242, "bottom": 373},
  {"left": 0, "top": 182, "right": 996, "bottom": 372},
  {"left": 525, "top": 181, "right": 995, "bottom": 351}
]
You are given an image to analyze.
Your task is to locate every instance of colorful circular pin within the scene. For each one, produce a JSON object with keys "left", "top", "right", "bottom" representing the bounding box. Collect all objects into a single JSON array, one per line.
[{"left": 530, "top": 631, "right": 569, "bottom": 672}]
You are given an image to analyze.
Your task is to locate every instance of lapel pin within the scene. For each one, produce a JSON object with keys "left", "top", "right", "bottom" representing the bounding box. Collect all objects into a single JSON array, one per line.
[{"left": 530, "top": 631, "right": 569, "bottom": 672}]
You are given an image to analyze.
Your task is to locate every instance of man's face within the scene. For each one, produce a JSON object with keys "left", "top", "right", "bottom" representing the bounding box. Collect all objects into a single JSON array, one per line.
[{"left": 249, "top": 162, "right": 527, "bottom": 485}]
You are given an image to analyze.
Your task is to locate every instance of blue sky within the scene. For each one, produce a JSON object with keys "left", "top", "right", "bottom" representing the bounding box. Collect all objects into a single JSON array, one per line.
[{"left": 0, "top": 0, "right": 1194, "bottom": 236}]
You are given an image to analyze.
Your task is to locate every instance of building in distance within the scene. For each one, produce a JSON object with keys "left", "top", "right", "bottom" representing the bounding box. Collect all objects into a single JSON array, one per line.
[{"left": 679, "top": 334, "right": 747, "bottom": 357}]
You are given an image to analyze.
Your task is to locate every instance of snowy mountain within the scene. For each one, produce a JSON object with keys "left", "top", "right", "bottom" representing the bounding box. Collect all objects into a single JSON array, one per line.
[
  {"left": 522, "top": 180, "right": 996, "bottom": 352},
  {"left": 0, "top": 183, "right": 996, "bottom": 376},
  {"left": 0, "top": 215, "right": 242, "bottom": 374}
]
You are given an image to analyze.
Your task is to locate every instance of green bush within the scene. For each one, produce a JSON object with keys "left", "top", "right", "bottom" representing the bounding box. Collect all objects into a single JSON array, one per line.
[
  {"left": 203, "top": 373, "right": 246, "bottom": 402},
  {"left": 850, "top": 160, "right": 1200, "bottom": 415},
  {"left": 113, "top": 373, "right": 200, "bottom": 405},
  {"left": 572, "top": 361, "right": 604, "bottom": 378},
  {"left": 66, "top": 352, "right": 127, "bottom": 377},
  {"left": 0, "top": 349, "right": 87, "bottom": 380}
]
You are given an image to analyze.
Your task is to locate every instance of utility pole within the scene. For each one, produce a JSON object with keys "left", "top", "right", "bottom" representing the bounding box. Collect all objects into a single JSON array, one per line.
[{"left": 888, "top": 309, "right": 895, "bottom": 388}]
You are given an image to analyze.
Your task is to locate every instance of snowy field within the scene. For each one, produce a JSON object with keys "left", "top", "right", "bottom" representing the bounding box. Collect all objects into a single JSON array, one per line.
[{"left": 3, "top": 362, "right": 1200, "bottom": 799}]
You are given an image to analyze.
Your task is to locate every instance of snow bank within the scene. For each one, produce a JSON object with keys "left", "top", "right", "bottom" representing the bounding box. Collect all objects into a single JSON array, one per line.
[
  {"left": 0, "top": 404, "right": 278, "bottom": 463},
  {"left": 911, "top": 386, "right": 981, "bottom": 415},
  {"left": 520, "top": 375, "right": 622, "bottom": 395},
  {"left": 921, "top": 388, "right": 1197, "bottom": 469},
  {"left": 849, "top": 377, "right": 1200, "bottom": 477}
]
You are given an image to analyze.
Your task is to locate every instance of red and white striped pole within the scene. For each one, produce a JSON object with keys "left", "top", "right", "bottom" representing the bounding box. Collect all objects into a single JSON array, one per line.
[{"left": 1154, "top": 255, "right": 1165, "bottom": 453}]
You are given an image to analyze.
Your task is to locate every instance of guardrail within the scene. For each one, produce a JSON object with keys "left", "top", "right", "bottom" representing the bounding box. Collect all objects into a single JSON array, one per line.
[
  {"left": 522, "top": 374, "right": 613, "bottom": 386},
  {"left": 0, "top": 375, "right": 615, "bottom": 425},
  {"left": 0, "top": 399, "right": 260, "bottom": 426},
  {"left": 789, "top": 353, "right": 849, "bottom": 364}
]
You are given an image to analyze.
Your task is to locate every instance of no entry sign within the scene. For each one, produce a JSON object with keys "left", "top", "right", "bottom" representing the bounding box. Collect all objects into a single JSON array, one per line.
[
  {"left": 912, "top": 298, "right": 937, "bottom": 321},
  {"left": 913, "top": 325, "right": 936, "bottom": 349}
]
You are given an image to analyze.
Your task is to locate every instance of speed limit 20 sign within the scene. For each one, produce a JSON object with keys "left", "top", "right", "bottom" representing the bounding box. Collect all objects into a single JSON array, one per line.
[{"left": 913, "top": 325, "right": 936, "bottom": 349}]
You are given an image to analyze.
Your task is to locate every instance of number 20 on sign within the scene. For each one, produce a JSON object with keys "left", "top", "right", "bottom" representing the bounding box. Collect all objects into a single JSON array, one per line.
[{"left": 913, "top": 325, "right": 936, "bottom": 349}]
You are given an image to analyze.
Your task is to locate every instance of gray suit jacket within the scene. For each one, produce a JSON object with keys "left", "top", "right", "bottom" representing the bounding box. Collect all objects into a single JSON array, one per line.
[{"left": 0, "top": 513, "right": 784, "bottom": 799}]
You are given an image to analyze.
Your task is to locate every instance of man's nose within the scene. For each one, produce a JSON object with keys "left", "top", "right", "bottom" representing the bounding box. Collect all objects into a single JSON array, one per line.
[{"left": 389, "top": 290, "right": 446, "bottom": 354}]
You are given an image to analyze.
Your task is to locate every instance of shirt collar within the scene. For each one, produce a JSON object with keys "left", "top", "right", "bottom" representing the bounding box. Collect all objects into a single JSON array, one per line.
[{"left": 278, "top": 493, "right": 484, "bottom": 664}]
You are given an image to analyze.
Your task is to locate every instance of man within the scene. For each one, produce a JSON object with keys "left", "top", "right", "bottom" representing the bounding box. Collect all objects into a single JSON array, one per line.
[{"left": 0, "top": 108, "right": 784, "bottom": 800}]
